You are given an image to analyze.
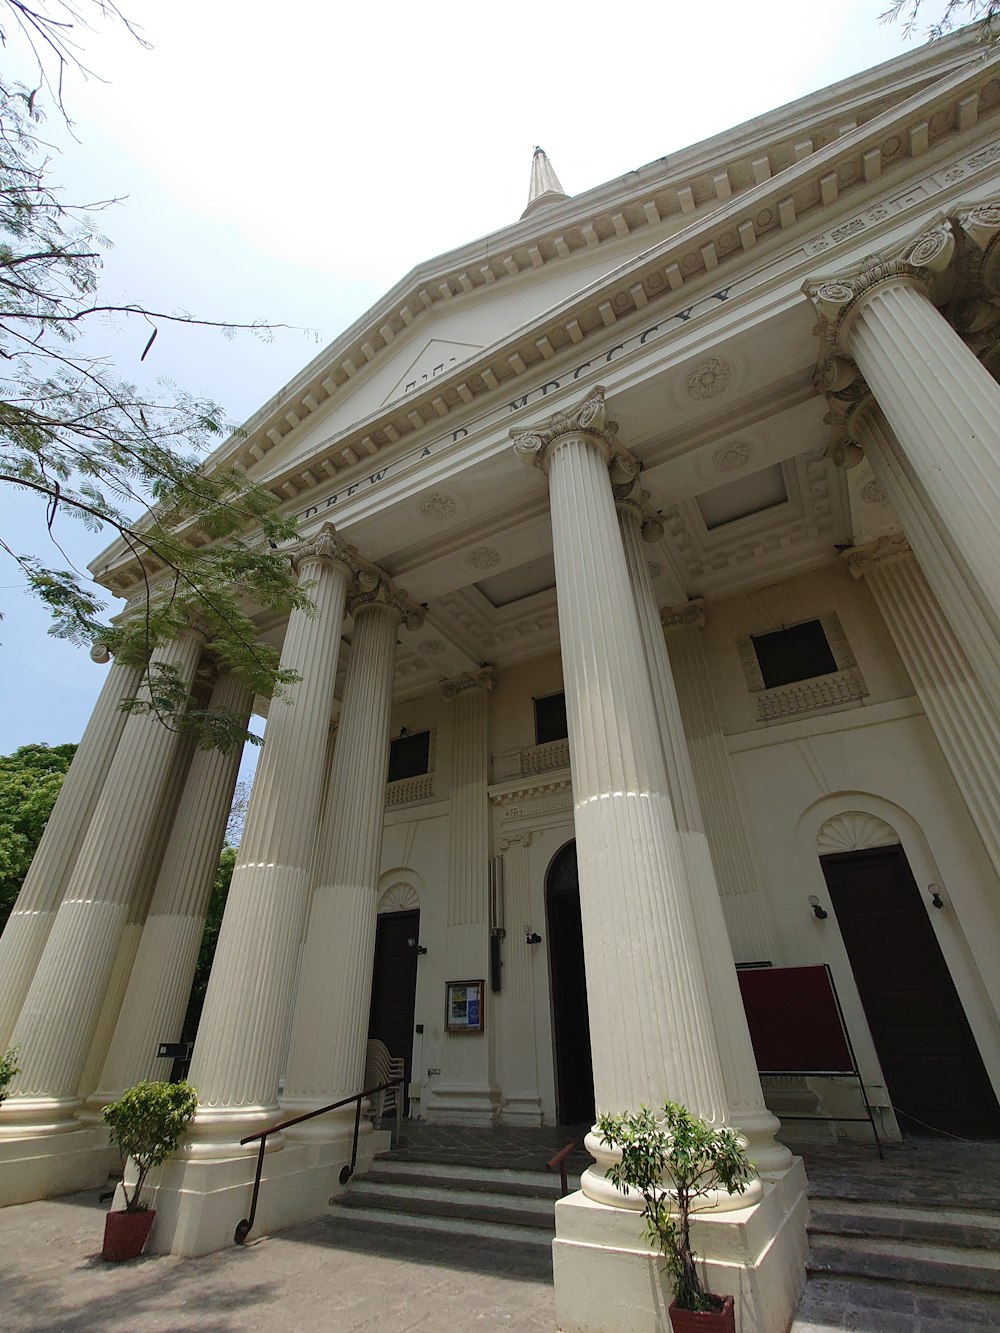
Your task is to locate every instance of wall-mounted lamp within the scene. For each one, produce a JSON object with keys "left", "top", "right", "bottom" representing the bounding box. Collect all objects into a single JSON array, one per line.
[
  {"left": 397, "top": 725, "right": 409, "bottom": 739},
  {"left": 928, "top": 884, "right": 944, "bottom": 909},
  {"left": 808, "top": 895, "right": 828, "bottom": 921},
  {"left": 525, "top": 929, "right": 542, "bottom": 945},
  {"left": 407, "top": 937, "right": 428, "bottom": 955}
]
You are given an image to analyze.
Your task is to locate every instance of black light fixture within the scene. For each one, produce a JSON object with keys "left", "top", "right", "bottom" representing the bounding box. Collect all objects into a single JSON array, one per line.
[
  {"left": 928, "top": 884, "right": 944, "bottom": 909},
  {"left": 407, "top": 936, "right": 427, "bottom": 955},
  {"left": 808, "top": 895, "right": 828, "bottom": 921},
  {"left": 398, "top": 725, "right": 408, "bottom": 738},
  {"left": 525, "top": 928, "right": 542, "bottom": 945}
]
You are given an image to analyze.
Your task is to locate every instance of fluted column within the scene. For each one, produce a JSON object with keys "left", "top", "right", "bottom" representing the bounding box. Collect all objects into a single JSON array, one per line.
[
  {"left": 0, "top": 650, "right": 143, "bottom": 1051},
  {"left": 846, "top": 398, "right": 1000, "bottom": 704},
  {"left": 661, "top": 602, "right": 778, "bottom": 965},
  {"left": 513, "top": 388, "right": 752, "bottom": 1212},
  {"left": 2, "top": 629, "right": 205, "bottom": 1128},
  {"left": 426, "top": 667, "right": 497, "bottom": 1125},
  {"left": 619, "top": 503, "right": 788, "bottom": 1173},
  {"left": 185, "top": 529, "right": 355, "bottom": 1146},
  {"left": 809, "top": 222, "right": 1000, "bottom": 628},
  {"left": 282, "top": 576, "right": 420, "bottom": 1129},
  {"left": 496, "top": 831, "right": 543, "bottom": 1125},
  {"left": 849, "top": 538, "right": 1000, "bottom": 904},
  {"left": 90, "top": 671, "right": 253, "bottom": 1104}
]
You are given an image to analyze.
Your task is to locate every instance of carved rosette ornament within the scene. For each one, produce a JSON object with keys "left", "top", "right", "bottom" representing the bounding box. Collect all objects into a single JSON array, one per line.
[
  {"left": 441, "top": 666, "right": 496, "bottom": 699},
  {"left": 511, "top": 386, "right": 641, "bottom": 498}
]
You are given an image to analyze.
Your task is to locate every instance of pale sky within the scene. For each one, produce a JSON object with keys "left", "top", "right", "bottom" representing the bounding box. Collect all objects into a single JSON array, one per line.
[{"left": 0, "top": 0, "right": 921, "bottom": 756}]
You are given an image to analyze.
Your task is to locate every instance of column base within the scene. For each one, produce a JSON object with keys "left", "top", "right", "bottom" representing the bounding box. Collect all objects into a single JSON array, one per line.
[
  {"left": 422, "top": 1081, "right": 499, "bottom": 1126},
  {"left": 0, "top": 1123, "right": 118, "bottom": 1206},
  {"left": 130, "top": 1125, "right": 391, "bottom": 1257},
  {"left": 553, "top": 1158, "right": 808, "bottom": 1333},
  {"left": 499, "top": 1093, "right": 544, "bottom": 1127}
]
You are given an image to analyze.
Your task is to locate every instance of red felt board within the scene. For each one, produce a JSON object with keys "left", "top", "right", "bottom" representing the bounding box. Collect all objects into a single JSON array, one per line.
[{"left": 737, "top": 964, "right": 855, "bottom": 1074}]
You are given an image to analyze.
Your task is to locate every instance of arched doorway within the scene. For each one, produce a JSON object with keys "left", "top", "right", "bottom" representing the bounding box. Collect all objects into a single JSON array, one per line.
[
  {"left": 546, "top": 841, "right": 595, "bottom": 1125},
  {"left": 368, "top": 883, "right": 421, "bottom": 1110},
  {"left": 820, "top": 838, "right": 1000, "bottom": 1138}
]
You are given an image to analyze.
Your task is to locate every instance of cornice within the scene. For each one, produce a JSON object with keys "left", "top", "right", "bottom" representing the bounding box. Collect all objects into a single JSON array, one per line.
[{"left": 93, "top": 40, "right": 1000, "bottom": 592}]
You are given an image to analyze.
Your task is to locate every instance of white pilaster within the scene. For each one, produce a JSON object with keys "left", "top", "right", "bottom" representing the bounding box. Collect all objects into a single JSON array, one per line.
[
  {"left": 282, "top": 578, "right": 418, "bottom": 1129},
  {"left": 0, "top": 652, "right": 143, "bottom": 1051},
  {"left": 618, "top": 504, "right": 788, "bottom": 1174},
  {"left": 90, "top": 671, "right": 253, "bottom": 1105},
  {"left": 185, "top": 530, "right": 354, "bottom": 1147},
  {"left": 660, "top": 602, "right": 778, "bottom": 966},
  {"left": 1, "top": 628, "right": 204, "bottom": 1131},
  {"left": 425, "top": 667, "right": 498, "bottom": 1125}
]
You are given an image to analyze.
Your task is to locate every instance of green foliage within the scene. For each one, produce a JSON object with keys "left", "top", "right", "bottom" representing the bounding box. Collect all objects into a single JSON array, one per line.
[
  {"left": 597, "top": 1102, "right": 753, "bottom": 1313},
  {"left": 183, "top": 845, "right": 236, "bottom": 1038},
  {"left": 0, "top": 742, "right": 76, "bottom": 929},
  {"left": 880, "top": 0, "right": 1000, "bottom": 42},
  {"left": 102, "top": 1079, "right": 198, "bottom": 1213},
  {"left": 0, "top": 11, "right": 310, "bottom": 752},
  {"left": 0, "top": 1043, "right": 20, "bottom": 1099}
]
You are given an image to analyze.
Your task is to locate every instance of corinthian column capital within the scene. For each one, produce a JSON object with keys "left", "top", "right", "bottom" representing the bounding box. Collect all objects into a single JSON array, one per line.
[
  {"left": 511, "top": 386, "right": 641, "bottom": 494},
  {"left": 441, "top": 666, "right": 496, "bottom": 699},
  {"left": 291, "top": 522, "right": 359, "bottom": 574},
  {"left": 845, "top": 533, "right": 913, "bottom": 580},
  {"left": 660, "top": 598, "right": 706, "bottom": 632},
  {"left": 348, "top": 568, "right": 425, "bottom": 630},
  {"left": 958, "top": 200, "right": 1000, "bottom": 295},
  {"left": 805, "top": 220, "right": 957, "bottom": 355}
]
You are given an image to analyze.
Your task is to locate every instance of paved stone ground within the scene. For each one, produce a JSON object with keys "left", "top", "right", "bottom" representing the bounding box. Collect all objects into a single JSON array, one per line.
[{"left": 2, "top": 1129, "right": 999, "bottom": 1330}]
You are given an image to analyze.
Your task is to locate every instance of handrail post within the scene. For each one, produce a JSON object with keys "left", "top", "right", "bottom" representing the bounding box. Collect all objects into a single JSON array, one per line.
[{"left": 234, "top": 1134, "right": 268, "bottom": 1245}]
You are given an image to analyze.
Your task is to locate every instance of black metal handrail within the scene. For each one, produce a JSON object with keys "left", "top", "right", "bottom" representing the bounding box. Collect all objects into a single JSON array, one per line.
[
  {"left": 546, "top": 1134, "right": 586, "bottom": 1198},
  {"left": 233, "top": 1076, "right": 404, "bottom": 1245}
]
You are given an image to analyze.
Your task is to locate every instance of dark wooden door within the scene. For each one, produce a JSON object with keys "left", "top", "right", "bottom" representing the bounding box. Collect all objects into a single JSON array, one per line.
[
  {"left": 368, "top": 910, "right": 420, "bottom": 1102},
  {"left": 821, "top": 846, "right": 1000, "bottom": 1137},
  {"left": 546, "top": 842, "right": 595, "bottom": 1126}
]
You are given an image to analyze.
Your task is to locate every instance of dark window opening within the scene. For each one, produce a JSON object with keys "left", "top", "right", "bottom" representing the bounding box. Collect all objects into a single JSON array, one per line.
[
  {"left": 534, "top": 692, "right": 568, "bottom": 745},
  {"left": 752, "top": 619, "right": 838, "bottom": 689},
  {"left": 388, "top": 730, "right": 431, "bottom": 782}
]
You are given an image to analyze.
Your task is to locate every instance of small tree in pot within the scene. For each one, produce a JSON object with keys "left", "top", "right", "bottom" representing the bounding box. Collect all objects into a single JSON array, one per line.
[
  {"left": 597, "top": 1101, "right": 753, "bottom": 1332},
  {"left": 102, "top": 1080, "right": 198, "bottom": 1261}
]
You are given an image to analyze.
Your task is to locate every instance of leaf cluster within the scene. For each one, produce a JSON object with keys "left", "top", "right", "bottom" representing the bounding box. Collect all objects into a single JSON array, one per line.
[
  {"left": 0, "top": 61, "right": 308, "bottom": 751},
  {"left": 880, "top": 0, "right": 1000, "bottom": 42},
  {"left": 0, "top": 741, "right": 76, "bottom": 928},
  {"left": 597, "top": 1101, "right": 752, "bottom": 1313},
  {"left": 102, "top": 1078, "right": 198, "bottom": 1212},
  {"left": 0, "top": 1042, "right": 20, "bottom": 1097}
]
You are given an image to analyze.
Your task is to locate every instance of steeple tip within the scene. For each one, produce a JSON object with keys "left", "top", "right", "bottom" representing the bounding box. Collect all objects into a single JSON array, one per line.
[{"left": 521, "top": 146, "right": 569, "bottom": 219}]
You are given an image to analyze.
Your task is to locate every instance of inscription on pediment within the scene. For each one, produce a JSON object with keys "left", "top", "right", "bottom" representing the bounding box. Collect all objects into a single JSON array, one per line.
[{"left": 384, "top": 338, "right": 482, "bottom": 405}]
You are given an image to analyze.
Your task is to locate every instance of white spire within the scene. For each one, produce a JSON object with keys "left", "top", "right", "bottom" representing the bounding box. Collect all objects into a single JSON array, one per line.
[{"left": 521, "top": 145, "right": 569, "bottom": 219}]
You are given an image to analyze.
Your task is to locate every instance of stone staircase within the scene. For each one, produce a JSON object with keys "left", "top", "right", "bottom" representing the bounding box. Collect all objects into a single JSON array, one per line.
[
  {"left": 797, "top": 1192, "right": 1000, "bottom": 1328},
  {"left": 332, "top": 1158, "right": 572, "bottom": 1250}
]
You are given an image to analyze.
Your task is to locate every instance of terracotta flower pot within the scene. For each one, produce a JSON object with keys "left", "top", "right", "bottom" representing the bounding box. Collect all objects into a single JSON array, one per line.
[
  {"left": 102, "top": 1207, "right": 156, "bottom": 1261},
  {"left": 668, "top": 1293, "right": 736, "bottom": 1333}
]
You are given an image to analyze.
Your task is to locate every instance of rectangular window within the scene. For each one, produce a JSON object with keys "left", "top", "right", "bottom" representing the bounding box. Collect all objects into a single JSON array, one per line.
[
  {"left": 534, "top": 691, "right": 568, "bottom": 745},
  {"left": 751, "top": 620, "right": 838, "bottom": 689},
  {"left": 388, "top": 730, "right": 431, "bottom": 782}
]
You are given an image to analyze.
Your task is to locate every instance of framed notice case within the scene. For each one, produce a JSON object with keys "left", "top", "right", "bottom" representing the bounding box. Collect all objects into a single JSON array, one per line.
[{"left": 445, "top": 979, "right": 485, "bottom": 1033}]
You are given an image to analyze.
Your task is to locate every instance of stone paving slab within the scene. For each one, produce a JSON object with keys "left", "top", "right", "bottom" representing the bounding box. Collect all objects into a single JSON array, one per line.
[
  {"left": 0, "top": 1190, "right": 556, "bottom": 1332},
  {"left": 791, "top": 1274, "right": 1000, "bottom": 1331}
]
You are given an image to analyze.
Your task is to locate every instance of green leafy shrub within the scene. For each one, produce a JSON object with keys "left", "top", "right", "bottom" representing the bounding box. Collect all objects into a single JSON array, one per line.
[
  {"left": 0, "top": 1045, "right": 20, "bottom": 1101},
  {"left": 597, "top": 1101, "right": 753, "bottom": 1313},
  {"left": 102, "top": 1081, "right": 198, "bottom": 1213}
]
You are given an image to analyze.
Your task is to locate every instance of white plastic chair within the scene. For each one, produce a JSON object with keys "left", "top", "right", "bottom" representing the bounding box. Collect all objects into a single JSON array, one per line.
[{"left": 365, "top": 1038, "right": 405, "bottom": 1137}]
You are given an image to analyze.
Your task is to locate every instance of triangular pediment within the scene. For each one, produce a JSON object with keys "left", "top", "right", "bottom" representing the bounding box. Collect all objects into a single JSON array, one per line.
[{"left": 383, "top": 338, "right": 483, "bottom": 405}]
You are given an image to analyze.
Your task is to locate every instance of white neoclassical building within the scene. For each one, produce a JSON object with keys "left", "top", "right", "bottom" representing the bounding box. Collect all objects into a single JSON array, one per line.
[{"left": 4, "top": 29, "right": 1000, "bottom": 1331}]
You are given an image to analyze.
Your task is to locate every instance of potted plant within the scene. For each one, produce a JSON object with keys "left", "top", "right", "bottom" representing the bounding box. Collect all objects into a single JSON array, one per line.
[
  {"left": 597, "top": 1101, "right": 753, "bottom": 1333},
  {"left": 101, "top": 1079, "right": 198, "bottom": 1261},
  {"left": 0, "top": 1045, "right": 20, "bottom": 1102}
]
